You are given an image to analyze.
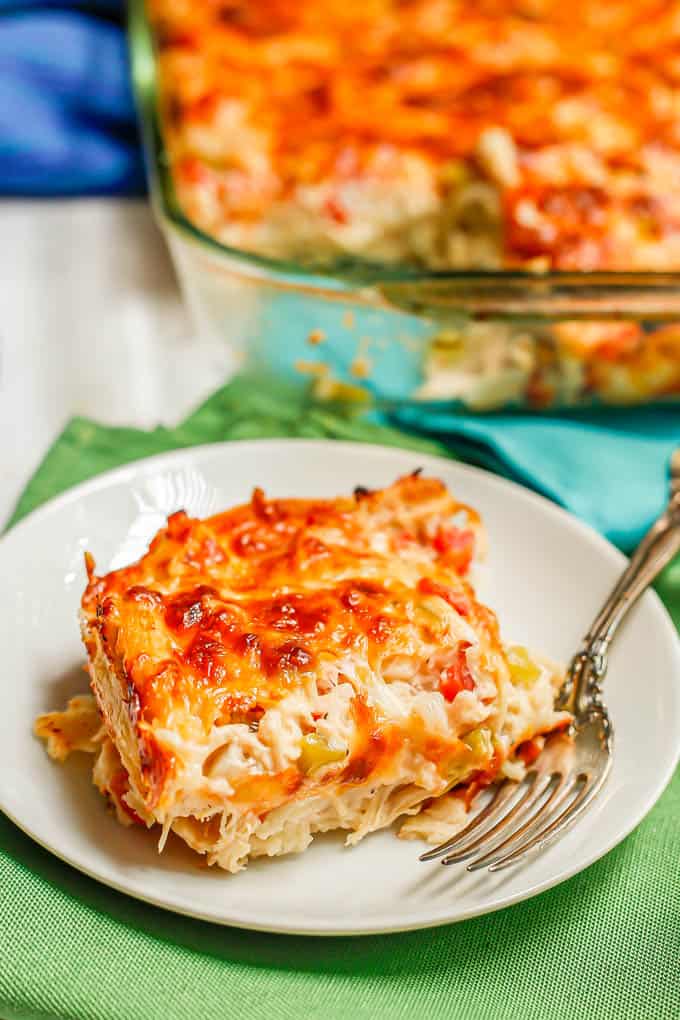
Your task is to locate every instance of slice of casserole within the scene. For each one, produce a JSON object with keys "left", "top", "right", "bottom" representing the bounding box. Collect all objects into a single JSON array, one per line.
[{"left": 36, "top": 474, "right": 569, "bottom": 872}]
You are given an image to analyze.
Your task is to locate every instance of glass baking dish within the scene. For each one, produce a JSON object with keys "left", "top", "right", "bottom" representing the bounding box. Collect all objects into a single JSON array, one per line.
[{"left": 129, "top": 1, "right": 680, "bottom": 414}]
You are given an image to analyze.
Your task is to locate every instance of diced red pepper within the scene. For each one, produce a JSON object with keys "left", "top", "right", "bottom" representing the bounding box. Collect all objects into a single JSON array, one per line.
[
  {"left": 515, "top": 736, "right": 544, "bottom": 766},
  {"left": 418, "top": 577, "right": 471, "bottom": 617},
  {"left": 178, "top": 157, "right": 209, "bottom": 186},
  {"left": 594, "top": 324, "right": 642, "bottom": 361},
  {"left": 460, "top": 752, "right": 501, "bottom": 807},
  {"left": 186, "top": 91, "right": 221, "bottom": 122},
  {"left": 439, "top": 642, "right": 474, "bottom": 702},
  {"left": 324, "top": 196, "right": 349, "bottom": 224},
  {"left": 432, "top": 526, "right": 475, "bottom": 573},
  {"left": 395, "top": 529, "right": 416, "bottom": 549}
]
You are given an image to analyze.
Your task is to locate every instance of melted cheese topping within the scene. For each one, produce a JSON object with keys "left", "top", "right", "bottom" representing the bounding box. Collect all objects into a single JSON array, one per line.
[{"left": 149, "top": 0, "right": 680, "bottom": 271}]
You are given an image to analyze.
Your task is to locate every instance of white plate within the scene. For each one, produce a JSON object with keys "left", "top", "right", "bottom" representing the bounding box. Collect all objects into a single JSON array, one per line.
[{"left": 1, "top": 440, "right": 678, "bottom": 936}]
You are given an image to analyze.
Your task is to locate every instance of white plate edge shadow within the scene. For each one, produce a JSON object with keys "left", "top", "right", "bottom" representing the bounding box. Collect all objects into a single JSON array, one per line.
[{"left": 1, "top": 438, "right": 679, "bottom": 936}]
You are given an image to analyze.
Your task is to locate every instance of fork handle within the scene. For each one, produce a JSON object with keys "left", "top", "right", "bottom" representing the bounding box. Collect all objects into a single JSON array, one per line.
[
  {"left": 559, "top": 490, "right": 680, "bottom": 718},
  {"left": 585, "top": 491, "right": 680, "bottom": 645}
]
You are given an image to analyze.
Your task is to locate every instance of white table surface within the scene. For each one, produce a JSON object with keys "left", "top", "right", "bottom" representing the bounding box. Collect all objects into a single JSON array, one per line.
[{"left": 1, "top": 199, "right": 235, "bottom": 528}]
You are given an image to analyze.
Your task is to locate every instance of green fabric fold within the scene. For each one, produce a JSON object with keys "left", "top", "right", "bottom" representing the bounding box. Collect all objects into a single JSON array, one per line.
[{"left": 8, "top": 374, "right": 450, "bottom": 528}]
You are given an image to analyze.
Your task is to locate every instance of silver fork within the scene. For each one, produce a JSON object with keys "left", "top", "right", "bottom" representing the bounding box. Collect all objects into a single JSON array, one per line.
[{"left": 421, "top": 447, "right": 680, "bottom": 873}]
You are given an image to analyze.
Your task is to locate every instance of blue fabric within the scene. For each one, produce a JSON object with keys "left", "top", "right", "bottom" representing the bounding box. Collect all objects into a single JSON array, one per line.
[
  {"left": 3, "top": 3, "right": 679, "bottom": 553},
  {"left": 0, "top": 2, "right": 144, "bottom": 195}
]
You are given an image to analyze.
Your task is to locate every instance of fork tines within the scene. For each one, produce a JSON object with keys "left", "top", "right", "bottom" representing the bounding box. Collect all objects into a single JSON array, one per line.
[{"left": 420, "top": 767, "right": 599, "bottom": 873}]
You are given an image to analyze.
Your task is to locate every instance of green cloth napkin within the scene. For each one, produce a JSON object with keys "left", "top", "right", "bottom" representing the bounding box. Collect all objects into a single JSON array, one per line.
[{"left": 2, "top": 374, "right": 679, "bottom": 1020}]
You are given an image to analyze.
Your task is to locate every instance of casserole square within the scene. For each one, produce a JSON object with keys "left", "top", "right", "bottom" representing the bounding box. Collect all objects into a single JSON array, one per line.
[{"left": 37, "top": 475, "right": 568, "bottom": 871}]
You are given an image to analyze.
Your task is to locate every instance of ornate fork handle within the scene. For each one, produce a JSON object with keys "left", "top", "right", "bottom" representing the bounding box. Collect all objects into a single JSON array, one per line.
[{"left": 559, "top": 482, "right": 680, "bottom": 720}]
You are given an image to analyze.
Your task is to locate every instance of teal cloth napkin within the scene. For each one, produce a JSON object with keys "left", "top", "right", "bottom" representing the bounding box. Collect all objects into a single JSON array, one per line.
[{"left": 395, "top": 404, "right": 680, "bottom": 552}]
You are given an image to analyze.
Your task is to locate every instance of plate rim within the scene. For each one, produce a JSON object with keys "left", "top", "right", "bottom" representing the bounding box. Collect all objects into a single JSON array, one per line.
[{"left": 2, "top": 437, "right": 679, "bottom": 936}]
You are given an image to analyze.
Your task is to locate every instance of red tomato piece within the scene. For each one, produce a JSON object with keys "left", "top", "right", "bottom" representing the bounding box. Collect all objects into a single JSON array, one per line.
[
  {"left": 178, "top": 157, "right": 208, "bottom": 185},
  {"left": 417, "top": 577, "right": 471, "bottom": 617},
  {"left": 432, "top": 526, "right": 475, "bottom": 573},
  {"left": 395, "top": 529, "right": 416, "bottom": 549},
  {"left": 515, "top": 736, "right": 544, "bottom": 766},
  {"left": 439, "top": 642, "right": 474, "bottom": 702},
  {"left": 324, "top": 196, "right": 349, "bottom": 224}
]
